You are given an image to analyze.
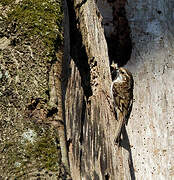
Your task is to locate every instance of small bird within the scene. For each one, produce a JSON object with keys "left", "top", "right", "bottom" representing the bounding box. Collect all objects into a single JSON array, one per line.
[{"left": 111, "top": 63, "right": 134, "bottom": 144}]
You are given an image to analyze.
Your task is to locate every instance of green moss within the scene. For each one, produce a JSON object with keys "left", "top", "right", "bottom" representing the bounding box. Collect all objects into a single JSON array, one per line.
[
  {"left": 2, "top": 124, "right": 62, "bottom": 177},
  {"left": 0, "top": 0, "right": 65, "bottom": 178},
  {"left": 0, "top": 0, "right": 14, "bottom": 6},
  {"left": 6, "top": 0, "right": 63, "bottom": 60},
  {"left": 24, "top": 129, "right": 60, "bottom": 172}
]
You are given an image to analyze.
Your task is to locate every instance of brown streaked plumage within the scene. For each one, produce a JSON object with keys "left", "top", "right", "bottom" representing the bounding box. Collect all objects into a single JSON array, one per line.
[{"left": 111, "top": 64, "right": 134, "bottom": 144}]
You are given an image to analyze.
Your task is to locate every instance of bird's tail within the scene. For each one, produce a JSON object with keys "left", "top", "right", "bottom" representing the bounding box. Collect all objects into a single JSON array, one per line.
[{"left": 114, "top": 110, "right": 125, "bottom": 144}]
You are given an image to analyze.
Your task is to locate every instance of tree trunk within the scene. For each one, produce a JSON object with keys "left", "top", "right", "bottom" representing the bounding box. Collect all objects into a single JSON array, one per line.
[
  {"left": 125, "top": 0, "right": 174, "bottom": 179},
  {"left": 64, "top": 0, "right": 174, "bottom": 179},
  {"left": 64, "top": 0, "right": 132, "bottom": 179},
  {"left": 0, "top": 1, "right": 70, "bottom": 179}
]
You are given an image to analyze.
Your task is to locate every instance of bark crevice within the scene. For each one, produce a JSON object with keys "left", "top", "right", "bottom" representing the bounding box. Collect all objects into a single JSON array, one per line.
[{"left": 67, "top": 0, "right": 92, "bottom": 99}]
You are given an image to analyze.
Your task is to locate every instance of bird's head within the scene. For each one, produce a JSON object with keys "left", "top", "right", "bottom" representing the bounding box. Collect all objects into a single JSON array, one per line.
[{"left": 111, "top": 64, "right": 133, "bottom": 87}]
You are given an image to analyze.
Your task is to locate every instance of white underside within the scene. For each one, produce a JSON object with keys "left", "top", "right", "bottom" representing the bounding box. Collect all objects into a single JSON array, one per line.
[
  {"left": 110, "top": 75, "right": 124, "bottom": 98},
  {"left": 114, "top": 75, "right": 123, "bottom": 83}
]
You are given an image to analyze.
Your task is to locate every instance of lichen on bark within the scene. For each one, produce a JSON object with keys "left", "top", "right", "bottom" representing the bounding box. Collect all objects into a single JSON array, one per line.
[{"left": 0, "top": 0, "right": 69, "bottom": 179}]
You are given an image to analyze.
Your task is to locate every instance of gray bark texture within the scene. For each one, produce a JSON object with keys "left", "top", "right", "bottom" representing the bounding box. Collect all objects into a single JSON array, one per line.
[
  {"left": 125, "top": 0, "right": 174, "bottom": 179},
  {"left": 64, "top": 0, "right": 174, "bottom": 179}
]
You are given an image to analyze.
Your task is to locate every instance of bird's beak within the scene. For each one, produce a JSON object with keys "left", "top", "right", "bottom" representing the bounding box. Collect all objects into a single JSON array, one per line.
[
  {"left": 111, "top": 63, "right": 118, "bottom": 70},
  {"left": 111, "top": 63, "right": 119, "bottom": 74}
]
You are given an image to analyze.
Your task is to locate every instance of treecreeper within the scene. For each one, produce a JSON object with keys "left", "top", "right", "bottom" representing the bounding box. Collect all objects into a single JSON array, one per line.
[{"left": 111, "top": 63, "right": 134, "bottom": 145}]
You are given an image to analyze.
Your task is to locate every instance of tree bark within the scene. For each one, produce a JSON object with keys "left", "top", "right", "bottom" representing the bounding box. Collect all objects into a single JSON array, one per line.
[
  {"left": 64, "top": 0, "right": 131, "bottom": 179},
  {"left": 64, "top": 0, "right": 174, "bottom": 179},
  {"left": 125, "top": 0, "right": 174, "bottom": 179},
  {"left": 1, "top": 0, "right": 173, "bottom": 179},
  {"left": 0, "top": 0, "right": 70, "bottom": 179}
]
